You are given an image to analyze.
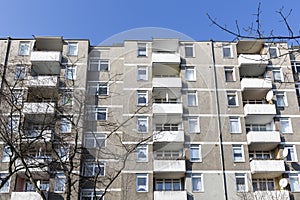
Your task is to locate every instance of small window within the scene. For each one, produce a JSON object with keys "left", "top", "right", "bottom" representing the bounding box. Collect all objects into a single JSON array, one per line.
[
  {"left": 235, "top": 173, "right": 247, "bottom": 192},
  {"left": 137, "top": 66, "right": 148, "bottom": 80},
  {"left": 14, "top": 66, "right": 25, "bottom": 80},
  {"left": 137, "top": 116, "right": 148, "bottom": 133},
  {"left": 65, "top": 66, "right": 76, "bottom": 80},
  {"left": 192, "top": 174, "right": 203, "bottom": 192},
  {"left": 229, "top": 117, "right": 241, "bottom": 133},
  {"left": 2, "top": 146, "right": 12, "bottom": 162},
  {"left": 54, "top": 173, "right": 66, "bottom": 192},
  {"left": 137, "top": 91, "right": 148, "bottom": 106},
  {"left": 136, "top": 144, "right": 148, "bottom": 162},
  {"left": 57, "top": 146, "right": 69, "bottom": 161},
  {"left": 62, "top": 91, "right": 73, "bottom": 106},
  {"left": 185, "top": 44, "right": 194, "bottom": 57},
  {"left": 67, "top": 42, "right": 78, "bottom": 56},
  {"left": 83, "top": 161, "right": 105, "bottom": 177},
  {"left": 137, "top": 43, "right": 147, "bottom": 57},
  {"left": 252, "top": 179, "right": 274, "bottom": 191},
  {"left": 0, "top": 173, "right": 10, "bottom": 193},
  {"left": 227, "top": 91, "right": 238, "bottom": 106},
  {"left": 185, "top": 66, "right": 196, "bottom": 81},
  {"left": 190, "top": 144, "right": 201, "bottom": 162},
  {"left": 224, "top": 67, "right": 235, "bottom": 82},
  {"left": 222, "top": 45, "right": 232, "bottom": 58},
  {"left": 60, "top": 118, "right": 72, "bottom": 133},
  {"left": 11, "top": 89, "right": 23, "bottom": 105},
  {"left": 232, "top": 145, "right": 245, "bottom": 162},
  {"left": 136, "top": 173, "right": 148, "bottom": 192},
  {"left": 81, "top": 190, "right": 103, "bottom": 200},
  {"left": 188, "top": 117, "right": 200, "bottom": 133},
  {"left": 89, "top": 59, "right": 109, "bottom": 71},
  {"left": 18, "top": 41, "right": 30, "bottom": 56},
  {"left": 96, "top": 107, "right": 107, "bottom": 121},
  {"left": 97, "top": 82, "right": 109, "bottom": 96},
  {"left": 187, "top": 91, "right": 197, "bottom": 106},
  {"left": 99, "top": 60, "right": 109, "bottom": 71},
  {"left": 155, "top": 179, "right": 181, "bottom": 191},
  {"left": 269, "top": 47, "right": 278, "bottom": 59},
  {"left": 273, "top": 68, "right": 282, "bottom": 82},
  {"left": 276, "top": 92, "right": 287, "bottom": 107},
  {"left": 290, "top": 174, "right": 300, "bottom": 192},
  {"left": 84, "top": 133, "right": 106, "bottom": 148},
  {"left": 285, "top": 145, "right": 298, "bottom": 162},
  {"left": 7, "top": 115, "right": 20, "bottom": 133},
  {"left": 280, "top": 117, "right": 293, "bottom": 133}
]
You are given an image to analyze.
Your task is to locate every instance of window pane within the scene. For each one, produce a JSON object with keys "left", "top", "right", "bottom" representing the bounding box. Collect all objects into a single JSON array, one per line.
[
  {"left": 223, "top": 46, "right": 232, "bottom": 58},
  {"left": 185, "top": 45, "right": 194, "bottom": 57},
  {"left": 186, "top": 67, "right": 195, "bottom": 81}
]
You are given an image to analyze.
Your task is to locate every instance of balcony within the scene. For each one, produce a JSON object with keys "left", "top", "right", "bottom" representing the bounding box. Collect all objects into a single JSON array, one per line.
[
  {"left": 153, "top": 103, "right": 183, "bottom": 124},
  {"left": 23, "top": 130, "right": 52, "bottom": 142},
  {"left": 250, "top": 160, "right": 285, "bottom": 178},
  {"left": 238, "top": 54, "right": 268, "bottom": 76},
  {"left": 153, "top": 131, "right": 184, "bottom": 143},
  {"left": 241, "top": 78, "right": 272, "bottom": 99},
  {"left": 152, "top": 52, "right": 180, "bottom": 63},
  {"left": 244, "top": 103, "right": 276, "bottom": 124},
  {"left": 11, "top": 192, "right": 46, "bottom": 200},
  {"left": 16, "top": 158, "right": 51, "bottom": 173},
  {"left": 153, "top": 160, "right": 186, "bottom": 173},
  {"left": 253, "top": 190, "right": 290, "bottom": 200},
  {"left": 30, "top": 51, "right": 61, "bottom": 74},
  {"left": 247, "top": 131, "right": 280, "bottom": 151},
  {"left": 153, "top": 77, "right": 182, "bottom": 88},
  {"left": 23, "top": 102, "right": 55, "bottom": 115},
  {"left": 154, "top": 191, "right": 187, "bottom": 200},
  {"left": 26, "top": 76, "right": 58, "bottom": 87}
]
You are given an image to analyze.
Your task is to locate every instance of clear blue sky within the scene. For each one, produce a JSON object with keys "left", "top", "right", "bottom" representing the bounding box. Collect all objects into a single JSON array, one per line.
[{"left": 1, "top": 0, "right": 300, "bottom": 45}]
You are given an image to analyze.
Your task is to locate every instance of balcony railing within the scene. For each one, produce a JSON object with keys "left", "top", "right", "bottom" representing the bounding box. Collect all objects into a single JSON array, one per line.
[
  {"left": 238, "top": 54, "right": 269, "bottom": 66},
  {"left": 154, "top": 191, "right": 187, "bottom": 200},
  {"left": 153, "top": 103, "right": 183, "bottom": 114},
  {"left": 23, "top": 102, "right": 55, "bottom": 114},
  {"left": 241, "top": 78, "right": 272, "bottom": 91},
  {"left": 30, "top": 51, "right": 61, "bottom": 63},
  {"left": 153, "top": 130, "right": 184, "bottom": 143},
  {"left": 247, "top": 131, "right": 280, "bottom": 151},
  {"left": 11, "top": 192, "right": 47, "bottom": 200},
  {"left": 253, "top": 190, "right": 290, "bottom": 200},
  {"left": 152, "top": 52, "right": 180, "bottom": 63},
  {"left": 244, "top": 103, "right": 276, "bottom": 124},
  {"left": 153, "top": 160, "right": 186, "bottom": 173},
  {"left": 152, "top": 77, "right": 182, "bottom": 88},
  {"left": 23, "top": 130, "right": 52, "bottom": 141},
  {"left": 250, "top": 159, "right": 285, "bottom": 178},
  {"left": 26, "top": 76, "right": 58, "bottom": 87}
]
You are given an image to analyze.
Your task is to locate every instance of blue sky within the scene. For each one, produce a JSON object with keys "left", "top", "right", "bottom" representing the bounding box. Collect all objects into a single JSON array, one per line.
[{"left": 1, "top": 1, "right": 300, "bottom": 45}]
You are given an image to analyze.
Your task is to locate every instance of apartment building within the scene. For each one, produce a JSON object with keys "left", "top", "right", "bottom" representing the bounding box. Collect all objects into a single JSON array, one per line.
[{"left": 0, "top": 37, "right": 300, "bottom": 200}]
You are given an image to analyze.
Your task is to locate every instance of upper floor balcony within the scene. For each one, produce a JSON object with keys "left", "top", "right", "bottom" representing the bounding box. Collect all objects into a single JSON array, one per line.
[
  {"left": 152, "top": 77, "right": 182, "bottom": 88},
  {"left": 244, "top": 101, "right": 276, "bottom": 124},
  {"left": 16, "top": 157, "right": 51, "bottom": 173},
  {"left": 26, "top": 76, "right": 58, "bottom": 88},
  {"left": 23, "top": 102, "right": 55, "bottom": 115},
  {"left": 247, "top": 131, "right": 280, "bottom": 151},
  {"left": 153, "top": 159, "right": 186, "bottom": 174},
  {"left": 152, "top": 103, "right": 183, "bottom": 124},
  {"left": 152, "top": 39, "right": 180, "bottom": 64},
  {"left": 241, "top": 78, "right": 272, "bottom": 100},
  {"left": 11, "top": 192, "right": 46, "bottom": 200},
  {"left": 250, "top": 159, "right": 285, "bottom": 178},
  {"left": 30, "top": 51, "right": 61, "bottom": 74},
  {"left": 253, "top": 190, "right": 290, "bottom": 200},
  {"left": 238, "top": 54, "right": 269, "bottom": 77},
  {"left": 153, "top": 130, "right": 184, "bottom": 143},
  {"left": 152, "top": 52, "right": 180, "bottom": 64},
  {"left": 154, "top": 191, "right": 187, "bottom": 200}
]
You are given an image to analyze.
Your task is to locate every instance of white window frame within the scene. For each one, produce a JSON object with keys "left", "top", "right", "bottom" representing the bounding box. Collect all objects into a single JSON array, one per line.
[
  {"left": 136, "top": 144, "right": 148, "bottom": 162},
  {"left": 280, "top": 117, "right": 293, "bottom": 133},
  {"left": 137, "top": 90, "right": 148, "bottom": 106},
  {"left": 62, "top": 91, "right": 73, "bottom": 106},
  {"left": 276, "top": 92, "right": 287, "bottom": 107},
  {"left": 188, "top": 117, "right": 200, "bottom": 133},
  {"left": 187, "top": 91, "right": 198, "bottom": 106},
  {"left": 96, "top": 107, "right": 107, "bottom": 121},
  {"left": 155, "top": 179, "right": 182, "bottom": 191},
  {"left": 67, "top": 42, "right": 78, "bottom": 56},
  {"left": 235, "top": 173, "right": 247, "bottom": 192},
  {"left": 2, "top": 146, "right": 12, "bottom": 162},
  {"left": 14, "top": 65, "right": 26, "bottom": 80},
  {"left": 136, "top": 173, "right": 148, "bottom": 192},
  {"left": 84, "top": 133, "right": 106, "bottom": 148},
  {"left": 11, "top": 89, "right": 23, "bottom": 105},
  {"left": 224, "top": 66, "right": 235, "bottom": 82},
  {"left": 252, "top": 178, "right": 275, "bottom": 191},
  {"left": 269, "top": 47, "right": 278, "bottom": 59},
  {"left": 227, "top": 91, "right": 238, "bottom": 106},
  {"left": 229, "top": 117, "right": 241, "bottom": 133},
  {"left": 137, "top": 66, "right": 148, "bottom": 80},
  {"left": 185, "top": 44, "right": 194, "bottom": 57},
  {"left": 289, "top": 173, "right": 300, "bottom": 192},
  {"left": 222, "top": 45, "right": 233, "bottom": 58},
  {"left": 81, "top": 189, "right": 104, "bottom": 200},
  {"left": 285, "top": 145, "right": 298, "bottom": 162},
  {"left": 137, "top": 43, "right": 147, "bottom": 57},
  {"left": 192, "top": 173, "right": 203, "bottom": 192},
  {"left": 89, "top": 59, "right": 109, "bottom": 71},
  {"left": 54, "top": 173, "right": 66, "bottom": 193},
  {"left": 232, "top": 145, "right": 245, "bottom": 162},
  {"left": 83, "top": 161, "right": 105, "bottom": 177},
  {"left": 190, "top": 144, "right": 202, "bottom": 162},
  {"left": 65, "top": 66, "right": 77, "bottom": 80},
  {"left": 60, "top": 118, "right": 72, "bottom": 133},
  {"left": 7, "top": 115, "right": 20, "bottom": 133},
  {"left": 273, "top": 68, "right": 283, "bottom": 82},
  {"left": 57, "top": 146, "right": 69, "bottom": 161},
  {"left": 97, "top": 82, "right": 109, "bottom": 96},
  {"left": 137, "top": 116, "right": 148, "bottom": 133},
  {"left": 185, "top": 66, "right": 196, "bottom": 81},
  {"left": 0, "top": 173, "right": 10, "bottom": 193},
  {"left": 18, "top": 41, "right": 30, "bottom": 56}
]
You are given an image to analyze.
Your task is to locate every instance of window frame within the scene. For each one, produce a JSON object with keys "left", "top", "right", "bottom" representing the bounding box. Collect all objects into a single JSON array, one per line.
[
  {"left": 185, "top": 44, "right": 194, "bottom": 57},
  {"left": 155, "top": 179, "right": 182, "bottom": 191},
  {"left": 84, "top": 133, "right": 106, "bottom": 148},
  {"left": 187, "top": 91, "right": 198, "bottom": 106},
  {"left": 2, "top": 146, "right": 12, "bottom": 162},
  {"left": 97, "top": 82, "right": 109, "bottom": 96},
  {"left": 188, "top": 117, "right": 200, "bottom": 133},
  {"left": 54, "top": 173, "right": 66, "bottom": 193},
  {"left": 136, "top": 173, "right": 148, "bottom": 192},
  {"left": 7, "top": 115, "right": 20, "bottom": 133},
  {"left": 83, "top": 161, "right": 105, "bottom": 177},
  {"left": 14, "top": 65, "right": 26, "bottom": 80},
  {"left": 235, "top": 173, "right": 247, "bottom": 192},
  {"left": 222, "top": 45, "right": 233, "bottom": 58},
  {"left": 96, "top": 107, "right": 108, "bottom": 121},
  {"left": 89, "top": 59, "right": 110, "bottom": 71},
  {"left": 62, "top": 90, "right": 73, "bottom": 106},
  {"left": 276, "top": 92, "right": 287, "bottom": 107},
  {"left": 18, "top": 41, "right": 30, "bottom": 56},
  {"left": 192, "top": 173, "right": 203, "bottom": 192},
  {"left": 190, "top": 144, "right": 202, "bottom": 162},
  {"left": 137, "top": 90, "right": 148, "bottom": 106},
  {"left": 185, "top": 66, "right": 196, "bottom": 81},
  {"left": 137, "top": 116, "right": 148, "bottom": 133},
  {"left": 232, "top": 145, "right": 245, "bottom": 162},
  {"left": 289, "top": 173, "right": 300, "bottom": 192},
  {"left": 269, "top": 47, "right": 279, "bottom": 59},
  {"left": 229, "top": 117, "right": 241, "bottom": 133},
  {"left": 11, "top": 89, "right": 23, "bottom": 105},
  {"left": 67, "top": 42, "right": 78, "bottom": 56},
  {"left": 59, "top": 117, "right": 72, "bottom": 133},
  {"left": 224, "top": 66, "right": 235, "bottom": 82},
  {"left": 0, "top": 173, "right": 10, "bottom": 193},
  {"left": 136, "top": 144, "right": 148, "bottom": 162},
  {"left": 81, "top": 189, "right": 104, "bottom": 200},
  {"left": 285, "top": 145, "right": 298, "bottom": 162},
  {"left": 272, "top": 68, "right": 283, "bottom": 82},
  {"left": 65, "top": 65, "right": 77, "bottom": 80},
  {"left": 280, "top": 117, "right": 293, "bottom": 133},
  {"left": 137, "top": 43, "right": 147, "bottom": 57},
  {"left": 137, "top": 66, "right": 148, "bottom": 80},
  {"left": 227, "top": 91, "right": 238, "bottom": 106}
]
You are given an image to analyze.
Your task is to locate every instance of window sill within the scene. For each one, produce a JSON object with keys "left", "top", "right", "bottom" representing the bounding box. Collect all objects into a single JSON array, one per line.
[{"left": 228, "top": 105, "right": 239, "bottom": 107}]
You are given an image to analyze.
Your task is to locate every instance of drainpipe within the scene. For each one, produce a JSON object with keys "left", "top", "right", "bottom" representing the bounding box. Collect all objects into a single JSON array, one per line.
[
  {"left": 210, "top": 39, "right": 228, "bottom": 200},
  {"left": 0, "top": 37, "right": 11, "bottom": 104}
]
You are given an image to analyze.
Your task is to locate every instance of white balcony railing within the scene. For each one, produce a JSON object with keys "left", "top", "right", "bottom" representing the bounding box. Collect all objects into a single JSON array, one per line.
[
  {"left": 253, "top": 190, "right": 290, "bottom": 200},
  {"left": 23, "top": 103, "right": 55, "bottom": 114},
  {"left": 153, "top": 103, "right": 183, "bottom": 115},
  {"left": 30, "top": 51, "right": 61, "bottom": 63},
  {"left": 154, "top": 191, "right": 187, "bottom": 200},
  {"left": 247, "top": 131, "right": 280, "bottom": 150},
  {"left": 153, "top": 131, "right": 184, "bottom": 143},
  {"left": 152, "top": 52, "right": 180, "bottom": 63},
  {"left": 11, "top": 192, "right": 46, "bottom": 200},
  {"left": 250, "top": 160, "right": 285, "bottom": 176},
  {"left": 26, "top": 76, "right": 58, "bottom": 87},
  {"left": 153, "top": 77, "right": 182, "bottom": 88},
  {"left": 241, "top": 78, "right": 272, "bottom": 91},
  {"left": 238, "top": 54, "right": 269, "bottom": 66},
  {"left": 23, "top": 130, "right": 52, "bottom": 141},
  {"left": 244, "top": 104, "right": 276, "bottom": 124},
  {"left": 16, "top": 158, "right": 51, "bottom": 172},
  {"left": 153, "top": 160, "right": 185, "bottom": 172}
]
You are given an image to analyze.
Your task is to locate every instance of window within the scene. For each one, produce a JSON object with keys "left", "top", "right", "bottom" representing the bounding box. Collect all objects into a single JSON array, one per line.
[
  {"left": 83, "top": 162, "right": 105, "bottom": 176},
  {"left": 229, "top": 117, "right": 241, "bottom": 133},
  {"left": 136, "top": 144, "right": 148, "bottom": 162},
  {"left": 155, "top": 150, "right": 181, "bottom": 159},
  {"left": 54, "top": 173, "right": 66, "bottom": 192},
  {"left": 67, "top": 42, "right": 78, "bottom": 56},
  {"left": 249, "top": 151, "right": 273, "bottom": 160},
  {"left": 252, "top": 179, "right": 274, "bottom": 191},
  {"left": 136, "top": 173, "right": 148, "bottom": 192},
  {"left": 62, "top": 91, "right": 73, "bottom": 106},
  {"left": 235, "top": 173, "right": 247, "bottom": 192},
  {"left": 190, "top": 144, "right": 201, "bottom": 162},
  {"left": 137, "top": 66, "right": 148, "bottom": 80},
  {"left": 188, "top": 117, "right": 200, "bottom": 133},
  {"left": 280, "top": 117, "right": 293, "bottom": 133},
  {"left": 185, "top": 66, "right": 196, "bottom": 81},
  {"left": 273, "top": 68, "right": 282, "bottom": 82},
  {"left": 18, "top": 41, "right": 30, "bottom": 56},
  {"left": 2, "top": 146, "right": 12, "bottom": 162},
  {"left": 65, "top": 66, "right": 76, "bottom": 80},
  {"left": 0, "top": 174, "right": 9, "bottom": 193},
  {"left": 60, "top": 118, "right": 72, "bottom": 133},
  {"left": 155, "top": 179, "right": 181, "bottom": 191},
  {"left": 14, "top": 65, "right": 25, "bottom": 80},
  {"left": 224, "top": 67, "right": 235, "bottom": 82},
  {"left": 137, "top": 116, "right": 148, "bottom": 133},
  {"left": 185, "top": 44, "right": 194, "bottom": 57},
  {"left": 269, "top": 47, "right": 278, "bottom": 58},
  {"left": 7, "top": 115, "right": 20, "bottom": 133},
  {"left": 81, "top": 190, "right": 103, "bottom": 200},
  {"left": 187, "top": 91, "right": 197, "bottom": 106},
  {"left": 137, "top": 91, "right": 148, "bottom": 106},
  {"left": 222, "top": 45, "right": 232, "bottom": 58},
  {"left": 232, "top": 145, "right": 245, "bottom": 162},
  {"left": 97, "top": 82, "right": 109, "bottom": 95},
  {"left": 57, "top": 146, "right": 69, "bottom": 161},
  {"left": 89, "top": 59, "right": 109, "bottom": 71},
  {"left": 155, "top": 124, "right": 179, "bottom": 131},
  {"left": 11, "top": 89, "right": 23, "bottom": 105},
  {"left": 84, "top": 133, "right": 106, "bottom": 148},
  {"left": 227, "top": 91, "right": 238, "bottom": 106},
  {"left": 290, "top": 174, "right": 300, "bottom": 192},
  {"left": 137, "top": 43, "right": 147, "bottom": 57},
  {"left": 285, "top": 145, "right": 297, "bottom": 162},
  {"left": 96, "top": 107, "right": 107, "bottom": 121},
  {"left": 192, "top": 174, "right": 203, "bottom": 192},
  {"left": 276, "top": 92, "right": 287, "bottom": 107}
]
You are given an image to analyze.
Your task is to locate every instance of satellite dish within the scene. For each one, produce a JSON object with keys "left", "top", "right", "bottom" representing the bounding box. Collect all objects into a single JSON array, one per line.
[
  {"left": 279, "top": 178, "right": 288, "bottom": 188},
  {"left": 282, "top": 148, "right": 289, "bottom": 158},
  {"left": 266, "top": 90, "right": 274, "bottom": 101}
]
